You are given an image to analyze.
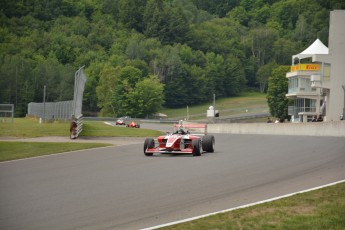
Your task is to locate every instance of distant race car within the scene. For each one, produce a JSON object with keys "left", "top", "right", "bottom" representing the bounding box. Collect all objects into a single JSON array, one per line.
[
  {"left": 115, "top": 119, "right": 126, "bottom": 125},
  {"left": 143, "top": 123, "right": 215, "bottom": 156},
  {"left": 127, "top": 121, "right": 140, "bottom": 128}
]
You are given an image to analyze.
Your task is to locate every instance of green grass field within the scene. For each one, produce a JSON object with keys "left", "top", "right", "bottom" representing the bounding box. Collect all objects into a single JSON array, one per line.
[
  {"left": 81, "top": 121, "right": 163, "bottom": 137},
  {"left": 0, "top": 142, "right": 111, "bottom": 162},
  {"left": 159, "top": 91, "right": 269, "bottom": 120},
  {"left": 0, "top": 118, "right": 163, "bottom": 138},
  {"left": 162, "top": 182, "right": 345, "bottom": 230}
]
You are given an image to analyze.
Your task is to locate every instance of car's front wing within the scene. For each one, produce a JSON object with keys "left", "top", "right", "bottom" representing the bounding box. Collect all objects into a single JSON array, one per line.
[{"left": 145, "top": 147, "right": 193, "bottom": 154}]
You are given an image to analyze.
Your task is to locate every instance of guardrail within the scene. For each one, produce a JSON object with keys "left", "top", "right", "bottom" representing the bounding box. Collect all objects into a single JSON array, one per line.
[
  {"left": 70, "top": 114, "right": 83, "bottom": 139},
  {"left": 83, "top": 114, "right": 271, "bottom": 124},
  {"left": 76, "top": 115, "right": 83, "bottom": 137}
]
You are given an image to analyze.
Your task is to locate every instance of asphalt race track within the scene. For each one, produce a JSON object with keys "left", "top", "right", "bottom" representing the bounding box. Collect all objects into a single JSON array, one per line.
[{"left": 1, "top": 132, "right": 344, "bottom": 229}]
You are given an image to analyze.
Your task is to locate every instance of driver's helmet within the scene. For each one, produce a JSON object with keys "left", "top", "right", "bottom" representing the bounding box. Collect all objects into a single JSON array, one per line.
[{"left": 178, "top": 120, "right": 185, "bottom": 133}]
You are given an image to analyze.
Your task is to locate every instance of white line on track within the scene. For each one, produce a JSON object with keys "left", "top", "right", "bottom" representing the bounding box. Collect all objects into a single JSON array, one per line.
[
  {"left": 0, "top": 146, "right": 114, "bottom": 164},
  {"left": 142, "top": 179, "right": 345, "bottom": 230}
]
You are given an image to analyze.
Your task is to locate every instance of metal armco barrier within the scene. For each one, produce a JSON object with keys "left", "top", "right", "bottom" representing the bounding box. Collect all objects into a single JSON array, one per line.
[{"left": 76, "top": 115, "right": 83, "bottom": 137}]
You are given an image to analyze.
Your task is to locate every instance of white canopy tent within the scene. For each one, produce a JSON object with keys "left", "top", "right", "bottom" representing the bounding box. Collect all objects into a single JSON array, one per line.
[{"left": 292, "top": 38, "right": 329, "bottom": 64}]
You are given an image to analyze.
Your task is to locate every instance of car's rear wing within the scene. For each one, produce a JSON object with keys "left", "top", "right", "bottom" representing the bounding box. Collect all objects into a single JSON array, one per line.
[{"left": 173, "top": 123, "right": 207, "bottom": 135}]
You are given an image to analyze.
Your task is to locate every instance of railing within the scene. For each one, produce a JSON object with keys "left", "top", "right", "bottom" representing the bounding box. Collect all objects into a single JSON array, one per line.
[
  {"left": 0, "top": 104, "right": 14, "bottom": 123},
  {"left": 288, "top": 77, "right": 317, "bottom": 94},
  {"left": 28, "top": 101, "right": 74, "bottom": 120},
  {"left": 288, "top": 106, "right": 316, "bottom": 116}
]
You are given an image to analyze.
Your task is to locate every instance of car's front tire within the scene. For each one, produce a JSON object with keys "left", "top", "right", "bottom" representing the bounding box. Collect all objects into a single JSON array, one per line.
[
  {"left": 192, "top": 139, "right": 201, "bottom": 156},
  {"left": 202, "top": 135, "right": 215, "bottom": 152},
  {"left": 144, "top": 138, "right": 154, "bottom": 156}
]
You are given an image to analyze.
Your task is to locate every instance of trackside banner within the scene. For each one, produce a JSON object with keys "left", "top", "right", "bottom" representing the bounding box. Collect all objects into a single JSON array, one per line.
[{"left": 290, "top": 64, "right": 320, "bottom": 72}]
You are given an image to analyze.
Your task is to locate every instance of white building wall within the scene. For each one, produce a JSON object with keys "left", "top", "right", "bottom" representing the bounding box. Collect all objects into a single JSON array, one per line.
[
  {"left": 208, "top": 122, "right": 345, "bottom": 137},
  {"left": 326, "top": 10, "right": 345, "bottom": 121}
]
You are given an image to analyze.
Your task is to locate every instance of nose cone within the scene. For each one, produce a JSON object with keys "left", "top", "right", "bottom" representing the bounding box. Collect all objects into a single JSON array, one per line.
[{"left": 166, "top": 135, "right": 179, "bottom": 148}]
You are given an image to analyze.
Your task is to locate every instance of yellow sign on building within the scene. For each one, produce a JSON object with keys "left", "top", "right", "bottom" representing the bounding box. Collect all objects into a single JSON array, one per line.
[{"left": 290, "top": 64, "right": 320, "bottom": 72}]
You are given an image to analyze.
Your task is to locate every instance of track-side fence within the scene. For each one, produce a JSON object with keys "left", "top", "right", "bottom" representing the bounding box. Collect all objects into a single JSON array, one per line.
[{"left": 27, "top": 67, "right": 86, "bottom": 138}]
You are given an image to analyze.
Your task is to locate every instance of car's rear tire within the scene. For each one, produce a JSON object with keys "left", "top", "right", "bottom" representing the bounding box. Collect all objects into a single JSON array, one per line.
[
  {"left": 202, "top": 135, "right": 215, "bottom": 152},
  {"left": 192, "top": 139, "right": 201, "bottom": 156},
  {"left": 144, "top": 138, "right": 154, "bottom": 156}
]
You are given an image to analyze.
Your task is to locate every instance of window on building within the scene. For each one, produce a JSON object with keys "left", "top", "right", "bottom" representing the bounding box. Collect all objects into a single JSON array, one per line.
[{"left": 294, "top": 98, "right": 316, "bottom": 113}]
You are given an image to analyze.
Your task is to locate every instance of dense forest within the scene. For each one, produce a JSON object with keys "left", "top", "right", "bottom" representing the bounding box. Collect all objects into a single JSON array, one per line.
[{"left": 1, "top": 0, "right": 344, "bottom": 117}]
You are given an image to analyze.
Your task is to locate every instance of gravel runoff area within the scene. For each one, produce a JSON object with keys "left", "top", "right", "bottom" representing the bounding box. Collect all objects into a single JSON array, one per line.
[{"left": 0, "top": 136, "right": 144, "bottom": 146}]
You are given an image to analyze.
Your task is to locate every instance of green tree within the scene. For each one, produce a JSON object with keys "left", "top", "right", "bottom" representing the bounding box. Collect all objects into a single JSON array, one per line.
[
  {"left": 112, "top": 66, "right": 143, "bottom": 117},
  {"left": 192, "top": 0, "right": 239, "bottom": 17},
  {"left": 96, "top": 65, "right": 120, "bottom": 116},
  {"left": 164, "top": 4, "right": 190, "bottom": 44},
  {"left": 164, "top": 69, "right": 190, "bottom": 107},
  {"left": 247, "top": 26, "right": 278, "bottom": 66},
  {"left": 243, "top": 55, "right": 259, "bottom": 88},
  {"left": 32, "top": 57, "right": 62, "bottom": 102},
  {"left": 116, "top": 0, "right": 147, "bottom": 32},
  {"left": 188, "top": 64, "right": 210, "bottom": 104},
  {"left": 271, "top": 0, "right": 299, "bottom": 30},
  {"left": 84, "top": 61, "right": 104, "bottom": 115},
  {"left": 144, "top": 0, "right": 189, "bottom": 44},
  {"left": 56, "top": 64, "right": 76, "bottom": 101},
  {"left": 273, "top": 38, "right": 298, "bottom": 65},
  {"left": 188, "top": 17, "right": 244, "bottom": 56},
  {"left": 266, "top": 65, "right": 290, "bottom": 120},
  {"left": 223, "top": 55, "right": 247, "bottom": 96},
  {"left": 152, "top": 45, "right": 181, "bottom": 84},
  {"left": 126, "top": 75, "right": 164, "bottom": 117},
  {"left": 205, "top": 52, "right": 224, "bottom": 97},
  {"left": 256, "top": 61, "right": 277, "bottom": 93},
  {"left": 87, "top": 14, "right": 117, "bottom": 50},
  {"left": 251, "top": 4, "right": 271, "bottom": 25},
  {"left": 143, "top": 0, "right": 165, "bottom": 39},
  {"left": 0, "top": 54, "right": 35, "bottom": 116},
  {"left": 125, "top": 38, "right": 146, "bottom": 61},
  {"left": 226, "top": 6, "right": 249, "bottom": 26},
  {"left": 171, "top": 0, "right": 214, "bottom": 24}
]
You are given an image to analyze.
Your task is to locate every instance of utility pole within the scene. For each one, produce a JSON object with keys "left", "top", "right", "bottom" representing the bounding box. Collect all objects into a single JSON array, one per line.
[
  {"left": 43, "top": 85, "right": 46, "bottom": 122},
  {"left": 186, "top": 105, "right": 189, "bottom": 120},
  {"left": 342, "top": 85, "right": 345, "bottom": 120},
  {"left": 213, "top": 93, "right": 216, "bottom": 123}
]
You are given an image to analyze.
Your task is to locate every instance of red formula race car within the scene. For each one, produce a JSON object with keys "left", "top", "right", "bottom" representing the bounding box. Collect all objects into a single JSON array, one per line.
[
  {"left": 127, "top": 121, "right": 140, "bottom": 128},
  {"left": 115, "top": 119, "right": 126, "bottom": 125},
  {"left": 143, "top": 123, "right": 215, "bottom": 156}
]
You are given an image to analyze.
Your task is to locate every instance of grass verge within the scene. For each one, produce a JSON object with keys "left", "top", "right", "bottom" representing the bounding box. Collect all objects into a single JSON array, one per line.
[
  {"left": 0, "top": 142, "right": 112, "bottom": 162},
  {"left": 81, "top": 121, "right": 163, "bottom": 137},
  {"left": 0, "top": 117, "right": 71, "bottom": 137},
  {"left": 0, "top": 118, "right": 162, "bottom": 161},
  {"left": 161, "top": 182, "right": 345, "bottom": 230},
  {"left": 0, "top": 118, "right": 163, "bottom": 137}
]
